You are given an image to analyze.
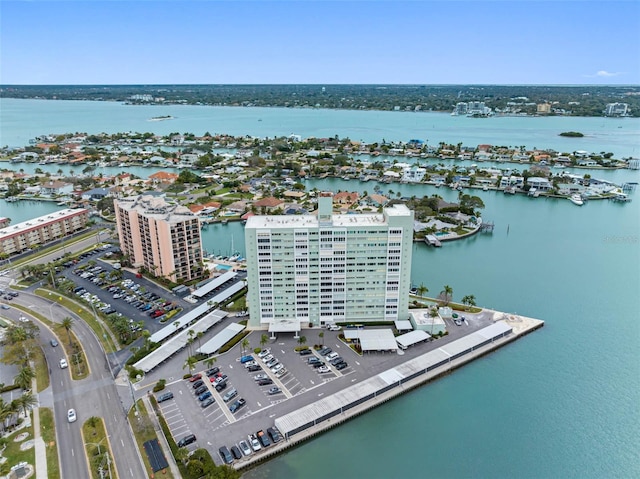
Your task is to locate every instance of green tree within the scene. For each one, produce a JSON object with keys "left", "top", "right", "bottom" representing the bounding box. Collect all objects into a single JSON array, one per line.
[
  {"left": 461, "top": 295, "right": 476, "bottom": 308},
  {"left": 183, "top": 356, "right": 198, "bottom": 374},
  {"left": 260, "top": 334, "right": 268, "bottom": 350},
  {"left": 14, "top": 366, "right": 35, "bottom": 391},
  {"left": 297, "top": 336, "right": 307, "bottom": 348},
  {"left": 417, "top": 283, "right": 428, "bottom": 298},
  {"left": 440, "top": 285, "right": 453, "bottom": 306},
  {"left": 17, "top": 392, "right": 38, "bottom": 417},
  {"left": 318, "top": 331, "right": 324, "bottom": 347},
  {"left": 62, "top": 316, "right": 74, "bottom": 347},
  {"left": 241, "top": 337, "right": 250, "bottom": 355}
]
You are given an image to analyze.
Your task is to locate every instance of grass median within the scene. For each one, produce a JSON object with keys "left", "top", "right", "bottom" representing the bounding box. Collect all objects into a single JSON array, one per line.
[
  {"left": 11, "top": 304, "right": 89, "bottom": 380},
  {"left": 128, "top": 399, "right": 174, "bottom": 479},
  {"left": 39, "top": 407, "right": 61, "bottom": 479},
  {"left": 81, "top": 417, "right": 119, "bottom": 479},
  {"left": 35, "top": 288, "right": 118, "bottom": 354}
]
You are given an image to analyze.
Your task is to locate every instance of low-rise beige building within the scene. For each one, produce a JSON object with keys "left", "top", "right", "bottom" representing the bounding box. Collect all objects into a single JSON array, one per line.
[{"left": 0, "top": 208, "right": 89, "bottom": 256}]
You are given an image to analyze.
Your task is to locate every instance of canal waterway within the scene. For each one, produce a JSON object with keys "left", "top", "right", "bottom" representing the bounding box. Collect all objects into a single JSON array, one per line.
[{"left": 1, "top": 99, "right": 638, "bottom": 478}]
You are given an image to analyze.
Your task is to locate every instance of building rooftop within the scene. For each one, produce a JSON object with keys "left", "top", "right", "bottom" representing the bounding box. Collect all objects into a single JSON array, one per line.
[
  {"left": 0, "top": 208, "right": 88, "bottom": 238},
  {"left": 116, "top": 195, "right": 197, "bottom": 223}
]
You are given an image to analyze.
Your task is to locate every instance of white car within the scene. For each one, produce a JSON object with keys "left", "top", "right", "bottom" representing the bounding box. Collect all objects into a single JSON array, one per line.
[
  {"left": 248, "top": 435, "right": 261, "bottom": 452},
  {"left": 325, "top": 352, "right": 339, "bottom": 361},
  {"left": 261, "top": 354, "right": 274, "bottom": 363},
  {"left": 317, "top": 365, "right": 330, "bottom": 373},
  {"left": 243, "top": 360, "right": 257, "bottom": 368},
  {"left": 271, "top": 363, "right": 284, "bottom": 373},
  {"left": 67, "top": 408, "right": 77, "bottom": 423},
  {"left": 238, "top": 440, "right": 252, "bottom": 456},
  {"left": 253, "top": 374, "right": 268, "bottom": 381},
  {"left": 275, "top": 368, "right": 287, "bottom": 378},
  {"left": 59, "top": 358, "right": 68, "bottom": 369},
  {"left": 257, "top": 349, "right": 270, "bottom": 358}
]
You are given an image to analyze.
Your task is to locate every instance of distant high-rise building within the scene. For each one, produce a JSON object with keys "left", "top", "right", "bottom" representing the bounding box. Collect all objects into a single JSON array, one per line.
[
  {"left": 537, "top": 103, "right": 551, "bottom": 114},
  {"left": 114, "top": 195, "right": 203, "bottom": 282},
  {"left": 244, "top": 193, "right": 414, "bottom": 334},
  {"left": 604, "top": 103, "right": 629, "bottom": 117}
]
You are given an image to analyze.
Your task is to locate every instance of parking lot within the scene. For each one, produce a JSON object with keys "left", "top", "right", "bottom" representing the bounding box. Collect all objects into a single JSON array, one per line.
[{"left": 142, "top": 308, "right": 496, "bottom": 466}]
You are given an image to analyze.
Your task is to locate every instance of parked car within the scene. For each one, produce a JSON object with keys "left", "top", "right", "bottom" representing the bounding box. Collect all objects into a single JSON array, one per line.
[
  {"left": 192, "top": 380, "right": 204, "bottom": 389},
  {"left": 206, "top": 367, "right": 220, "bottom": 377},
  {"left": 267, "top": 427, "right": 282, "bottom": 443},
  {"left": 256, "top": 430, "right": 270, "bottom": 447},
  {"left": 257, "top": 349, "right": 270, "bottom": 358},
  {"left": 157, "top": 392, "right": 174, "bottom": 403},
  {"left": 214, "top": 381, "right": 227, "bottom": 392},
  {"left": 317, "top": 365, "right": 330, "bottom": 373},
  {"left": 231, "top": 445, "right": 243, "bottom": 460},
  {"left": 307, "top": 357, "right": 321, "bottom": 364},
  {"left": 238, "top": 440, "right": 252, "bottom": 456},
  {"left": 325, "top": 352, "right": 339, "bottom": 361},
  {"left": 257, "top": 378, "right": 273, "bottom": 386},
  {"left": 253, "top": 374, "right": 268, "bottom": 381},
  {"left": 330, "top": 357, "right": 344, "bottom": 366},
  {"left": 271, "top": 363, "right": 284, "bottom": 373},
  {"left": 240, "top": 355, "right": 254, "bottom": 364},
  {"left": 243, "top": 360, "right": 257, "bottom": 368},
  {"left": 248, "top": 434, "right": 261, "bottom": 452},
  {"left": 200, "top": 397, "right": 215, "bottom": 408},
  {"left": 318, "top": 347, "right": 332, "bottom": 356},
  {"left": 177, "top": 434, "right": 197, "bottom": 448},
  {"left": 194, "top": 385, "right": 207, "bottom": 396},
  {"left": 335, "top": 362, "right": 348, "bottom": 371},
  {"left": 247, "top": 365, "right": 262, "bottom": 372},
  {"left": 261, "top": 354, "right": 274, "bottom": 363},
  {"left": 265, "top": 358, "right": 278, "bottom": 368},
  {"left": 275, "top": 368, "right": 288, "bottom": 378},
  {"left": 267, "top": 387, "right": 281, "bottom": 395},
  {"left": 223, "top": 388, "right": 238, "bottom": 402},
  {"left": 218, "top": 446, "right": 233, "bottom": 464},
  {"left": 198, "top": 391, "right": 212, "bottom": 401},
  {"left": 229, "top": 398, "right": 246, "bottom": 413},
  {"left": 298, "top": 348, "right": 312, "bottom": 356}
]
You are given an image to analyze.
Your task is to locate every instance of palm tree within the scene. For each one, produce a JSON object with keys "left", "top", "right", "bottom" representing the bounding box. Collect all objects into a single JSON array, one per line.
[
  {"left": 204, "top": 356, "right": 216, "bottom": 370},
  {"left": 260, "top": 334, "right": 268, "bottom": 350},
  {"left": 61, "top": 316, "right": 74, "bottom": 347},
  {"left": 183, "top": 356, "right": 198, "bottom": 374},
  {"left": 241, "top": 337, "right": 250, "bottom": 355},
  {"left": 17, "top": 392, "right": 38, "bottom": 417},
  {"left": 196, "top": 331, "right": 204, "bottom": 351},
  {"left": 461, "top": 295, "right": 476, "bottom": 309},
  {"left": 440, "top": 285, "right": 453, "bottom": 306},
  {"left": 174, "top": 446, "right": 189, "bottom": 465},
  {"left": 14, "top": 366, "right": 35, "bottom": 391},
  {"left": 297, "top": 336, "right": 307, "bottom": 348},
  {"left": 417, "top": 283, "right": 428, "bottom": 298},
  {"left": 318, "top": 331, "right": 324, "bottom": 347}
]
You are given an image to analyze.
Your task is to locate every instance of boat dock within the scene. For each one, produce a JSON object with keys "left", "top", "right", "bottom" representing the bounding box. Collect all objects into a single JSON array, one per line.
[{"left": 425, "top": 235, "right": 442, "bottom": 247}]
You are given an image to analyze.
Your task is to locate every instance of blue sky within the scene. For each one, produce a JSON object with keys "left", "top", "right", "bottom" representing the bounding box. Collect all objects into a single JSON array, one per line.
[{"left": 1, "top": 1, "right": 639, "bottom": 85}]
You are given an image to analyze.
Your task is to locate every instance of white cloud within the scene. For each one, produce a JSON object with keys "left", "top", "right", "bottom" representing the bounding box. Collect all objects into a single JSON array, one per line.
[{"left": 584, "top": 70, "right": 623, "bottom": 78}]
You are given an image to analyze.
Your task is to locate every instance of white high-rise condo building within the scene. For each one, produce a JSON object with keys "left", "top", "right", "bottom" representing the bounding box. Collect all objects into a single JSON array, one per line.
[{"left": 245, "top": 193, "right": 414, "bottom": 334}]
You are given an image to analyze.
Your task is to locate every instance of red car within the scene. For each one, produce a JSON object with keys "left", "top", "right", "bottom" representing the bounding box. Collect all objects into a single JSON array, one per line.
[{"left": 188, "top": 373, "right": 202, "bottom": 382}]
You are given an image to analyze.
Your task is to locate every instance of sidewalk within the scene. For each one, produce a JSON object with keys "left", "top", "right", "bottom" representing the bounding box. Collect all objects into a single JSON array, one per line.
[
  {"left": 142, "top": 394, "right": 181, "bottom": 478},
  {"left": 32, "top": 379, "right": 48, "bottom": 479}
]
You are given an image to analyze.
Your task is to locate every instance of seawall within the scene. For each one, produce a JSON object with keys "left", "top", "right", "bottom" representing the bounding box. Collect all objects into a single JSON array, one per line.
[{"left": 235, "top": 311, "right": 544, "bottom": 471}]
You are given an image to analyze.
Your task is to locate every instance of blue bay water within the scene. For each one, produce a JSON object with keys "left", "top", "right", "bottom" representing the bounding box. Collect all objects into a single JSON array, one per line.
[{"left": 1, "top": 99, "right": 639, "bottom": 478}]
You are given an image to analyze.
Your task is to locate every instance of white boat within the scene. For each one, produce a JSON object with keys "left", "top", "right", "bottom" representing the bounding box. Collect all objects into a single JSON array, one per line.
[{"left": 569, "top": 194, "right": 584, "bottom": 206}]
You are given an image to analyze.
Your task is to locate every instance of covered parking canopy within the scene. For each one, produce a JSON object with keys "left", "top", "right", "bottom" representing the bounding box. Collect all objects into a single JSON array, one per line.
[
  {"left": 192, "top": 270, "right": 237, "bottom": 299},
  {"left": 268, "top": 319, "right": 302, "bottom": 334},
  {"left": 196, "top": 323, "right": 245, "bottom": 355},
  {"left": 396, "top": 330, "right": 430, "bottom": 349},
  {"left": 149, "top": 302, "right": 217, "bottom": 344},
  {"left": 346, "top": 329, "right": 397, "bottom": 352}
]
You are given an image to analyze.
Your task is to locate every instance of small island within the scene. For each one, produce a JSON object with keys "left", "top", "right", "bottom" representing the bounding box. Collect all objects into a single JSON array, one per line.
[{"left": 559, "top": 131, "right": 584, "bottom": 137}]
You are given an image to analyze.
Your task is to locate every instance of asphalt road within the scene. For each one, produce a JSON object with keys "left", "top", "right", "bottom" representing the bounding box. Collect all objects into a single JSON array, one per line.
[{"left": 5, "top": 292, "right": 147, "bottom": 479}]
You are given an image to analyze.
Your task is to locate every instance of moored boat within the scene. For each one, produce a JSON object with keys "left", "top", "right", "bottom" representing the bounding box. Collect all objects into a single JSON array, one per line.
[{"left": 569, "top": 194, "right": 584, "bottom": 206}]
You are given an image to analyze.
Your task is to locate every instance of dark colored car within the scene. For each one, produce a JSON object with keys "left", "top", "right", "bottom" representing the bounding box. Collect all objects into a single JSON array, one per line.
[
  {"left": 319, "top": 347, "right": 332, "bottom": 356},
  {"left": 299, "top": 348, "right": 312, "bottom": 356},
  {"left": 330, "top": 357, "right": 344, "bottom": 366},
  {"left": 311, "top": 361, "right": 325, "bottom": 369},
  {"left": 219, "top": 446, "right": 233, "bottom": 464},
  {"left": 257, "top": 378, "right": 273, "bottom": 386},
  {"left": 201, "top": 397, "right": 215, "bottom": 408},
  {"left": 335, "top": 362, "right": 348, "bottom": 370},
  {"left": 198, "top": 391, "right": 212, "bottom": 401},
  {"left": 192, "top": 380, "right": 204, "bottom": 389},
  {"left": 206, "top": 367, "right": 220, "bottom": 377},
  {"left": 267, "top": 427, "right": 282, "bottom": 443},
  {"left": 229, "top": 398, "right": 246, "bottom": 413},
  {"left": 157, "top": 391, "right": 174, "bottom": 403},
  {"left": 214, "top": 381, "right": 227, "bottom": 392},
  {"left": 307, "top": 357, "right": 321, "bottom": 364},
  {"left": 247, "top": 365, "right": 262, "bottom": 372},
  {"left": 256, "top": 430, "right": 271, "bottom": 447},
  {"left": 194, "top": 385, "right": 207, "bottom": 395},
  {"left": 231, "top": 445, "right": 243, "bottom": 460},
  {"left": 177, "top": 434, "right": 196, "bottom": 448}
]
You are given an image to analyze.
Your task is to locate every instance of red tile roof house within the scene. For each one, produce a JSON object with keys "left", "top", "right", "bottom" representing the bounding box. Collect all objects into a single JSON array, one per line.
[
  {"left": 148, "top": 171, "right": 179, "bottom": 185},
  {"left": 253, "top": 197, "right": 284, "bottom": 213},
  {"left": 333, "top": 191, "right": 360, "bottom": 206}
]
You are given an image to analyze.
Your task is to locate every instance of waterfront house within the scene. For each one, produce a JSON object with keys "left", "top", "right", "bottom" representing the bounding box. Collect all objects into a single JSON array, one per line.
[
  {"left": 148, "top": 171, "right": 179, "bottom": 185},
  {"left": 526, "top": 177, "right": 553, "bottom": 191},
  {"left": 333, "top": 191, "right": 360, "bottom": 207},
  {"left": 402, "top": 165, "right": 426, "bottom": 183},
  {"left": 81, "top": 187, "right": 111, "bottom": 201},
  {"left": 40, "top": 180, "right": 73, "bottom": 197},
  {"left": 254, "top": 197, "right": 284, "bottom": 213},
  {"left": 499, "top": 176, "right": 524, "bottom": 188},
  {"left": 361, "top": 194, "right": 389, "bottom": 208}
]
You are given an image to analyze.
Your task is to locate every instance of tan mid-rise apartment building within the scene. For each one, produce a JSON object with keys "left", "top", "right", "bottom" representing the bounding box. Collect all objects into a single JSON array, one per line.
[
  {"left": 0, "top": 208, "right": 89, "bottom": 256},
  {"left": 114, "top": 195, "right": 203, "bottom": 282}
]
